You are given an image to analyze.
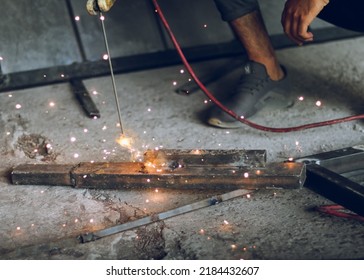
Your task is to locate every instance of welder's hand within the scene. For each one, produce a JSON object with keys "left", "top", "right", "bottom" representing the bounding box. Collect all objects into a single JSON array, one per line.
[
  {"left": 281, "top": 0, "right": 330, "bottom": 45},
  {"left": 86, "top": 0, "right": 117, "bottom": 15}
]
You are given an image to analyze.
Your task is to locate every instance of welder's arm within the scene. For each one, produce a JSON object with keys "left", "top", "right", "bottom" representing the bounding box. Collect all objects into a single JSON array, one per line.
[
  {"left": 281, "top": 0, "right": 330, "bottom": 45},
  {"left": 86, "top": 0, "right": 117, "bottom": 15}
]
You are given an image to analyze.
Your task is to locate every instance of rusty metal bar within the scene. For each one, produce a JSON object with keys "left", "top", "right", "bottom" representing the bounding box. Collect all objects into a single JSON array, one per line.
[
  {"left": 71, "top": 161, "right": 305, "bottom": 190},
  {"left": 11, "top": 164, "right": 74, "bottom": 186},
  {"left": 143, "top": 149, "right": 266, "bottom": 168},
  {"left": 11, "top": 161, "right": 305, "bottom": 190},
  {"left": 11, "top": 149, "right": 305, "bottom": 190}
]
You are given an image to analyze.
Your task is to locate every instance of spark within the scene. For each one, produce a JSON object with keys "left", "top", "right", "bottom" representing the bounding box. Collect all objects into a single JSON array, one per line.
[
  {"left": 100, "top": 15, "right": 105, "bottom": 21},
  {"left": 92, "top": 90, "right": 98, "bottom": 95},
  {"left": 172, "top": 81, "right": 177, "bottom": 86},
  {"left": 60, "top": 74, "right": 65, "bottom": 78},
  {"left": 315, "top": 100, "right": 322, "bottom": 107},
  {"left": 90, "top": 219, "right": 94, "bottom": 223},
  {"left": 244, "top": 172, "right": 249, "bottom": 178},
  {"left": 8, "top": 94, "right": 12, "bottom": 97},
  {"left": 180, "top": 69, "right": 185, "bottom": 74},
  {"left": 70, "top": 137, "right": 76, "bottom": 142},
  {"left": 288, "top": 157, "right": 294, "bottom": 162},
  {"left": 246, "top": 194, "right": 251, "bottom": 199},
  {"left": 102, "top": 54, "right": 109, "bottom": 60},
  {"left": 116, "top": 134, "right": 134, "bottom": 150},
  {"left": 298, "top": 96, "right": 304, "bottom": 101},
  {"left": 16, "top": 226, "right": 21, "bottom": 231},
  {"left": 203, "top": 24, "right": 208, "bottom": 28},
  {"left": 224, "top": 220, "right": 229, "bottom": 225},
  {"left": 74, "top": 153, "right": 79, "bottom": 158},
  {"left": 74, "top": 219, "right": 79, "bottom": 223},
  {"left": 75, "top": 16, "right": 80, "bottom": 21},
  {"left": 84, "top": 128, "right": 88, "bottom": 133},
  {"left": 15, "top": 104, "right": 22, "bottom": 109},
  {"left": 231, "top": 244, "right": 237, "bottom": 249},
  {"left": 49, "top": 102, "right": 55, "bottom": 107},
  {"left": 0, "top": 56, "right": 3, "bottom": 60}
]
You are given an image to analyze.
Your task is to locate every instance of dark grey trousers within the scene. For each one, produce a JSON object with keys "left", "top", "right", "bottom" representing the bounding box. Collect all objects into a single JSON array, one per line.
[{"left": 213, "top": 0, "right": 364, "bottom": 32}]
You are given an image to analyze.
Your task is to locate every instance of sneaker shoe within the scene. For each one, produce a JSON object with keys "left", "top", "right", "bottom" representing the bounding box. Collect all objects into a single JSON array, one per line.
[{"left": 207, "top": 60, "right": 291, "bottom": 128}]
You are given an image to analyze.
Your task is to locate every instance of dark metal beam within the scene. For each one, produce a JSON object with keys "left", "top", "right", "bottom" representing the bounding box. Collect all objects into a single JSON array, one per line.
[
  {"left": 297, "top": 145, "right": 364, "bottom": 216},
  {"left": 305, "top": 164, "right": 364, "bottom": 217},
  {"left": 0, "top": 27, "right": 362, "bottom": 94}
]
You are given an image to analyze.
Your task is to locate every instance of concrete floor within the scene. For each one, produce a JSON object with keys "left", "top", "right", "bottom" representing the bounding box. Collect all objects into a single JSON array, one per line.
[{"left": 1, "top": 35, "right": 364, "bottom": 259}]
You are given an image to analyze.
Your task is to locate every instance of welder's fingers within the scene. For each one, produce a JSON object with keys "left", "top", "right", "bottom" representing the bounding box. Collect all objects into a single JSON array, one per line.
[
  {"left": 86, "top": 0, "right": 98, "bottom": 15},
  {"left": 97, "top": 0, "right": 117, "bottom": 12},
  {"left": 281, "top": 0, "right": 329, "bottom": 45},
  {"left": 282, "top": 12, "right": 314, "bottom": 45},
  {"left": 86, "top": 0, "right": 117, "bottom": 15}
]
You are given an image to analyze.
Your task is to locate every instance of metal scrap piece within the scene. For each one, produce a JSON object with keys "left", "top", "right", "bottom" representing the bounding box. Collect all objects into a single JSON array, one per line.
[{"left": 79, "top": 188, "right": 251, "bottom": 243}]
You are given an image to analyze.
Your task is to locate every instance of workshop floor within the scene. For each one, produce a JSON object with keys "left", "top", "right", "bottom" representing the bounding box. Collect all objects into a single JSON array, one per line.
[{"left": 1, "top": 37, "right": 364, "bottom": 260}]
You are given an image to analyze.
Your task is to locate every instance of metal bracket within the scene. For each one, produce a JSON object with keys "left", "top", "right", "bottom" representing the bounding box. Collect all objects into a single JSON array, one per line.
[{"left": 296, "top": 145, "right": 364, "bottom": 216}]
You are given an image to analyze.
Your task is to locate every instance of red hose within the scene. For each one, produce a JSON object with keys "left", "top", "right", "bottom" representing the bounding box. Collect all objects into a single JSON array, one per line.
[{"left": 152, "top": 0, "right": 364, "bottom": 133}]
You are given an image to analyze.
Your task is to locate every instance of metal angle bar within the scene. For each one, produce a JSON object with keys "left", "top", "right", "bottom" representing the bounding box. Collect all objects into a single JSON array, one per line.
[
  {"left": 297, "top": 144, "right": 364, "bottom": 216},
  {"left": 298, "top": 145, "right": 364, "bottom": 174},
  {"left": 0, "top": 27, "right": 361, "bottom": 93},
  {"left": 79, "top": 188, "right": 251, "bottom": 243},
  {"left": 304, "top": 163, "right": 364, "bottom": 217},
  {"left": 69, "top": 79, "right": 100, "bottom": 118}
]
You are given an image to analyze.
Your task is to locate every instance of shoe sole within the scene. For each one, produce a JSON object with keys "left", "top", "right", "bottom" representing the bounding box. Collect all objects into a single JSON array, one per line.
[{"left": 207, "top": 90, "right": 294, "bottom": 129}]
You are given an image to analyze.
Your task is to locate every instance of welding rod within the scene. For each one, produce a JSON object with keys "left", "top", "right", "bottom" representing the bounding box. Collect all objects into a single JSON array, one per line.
[
  {"left": 79, "top": 188, "right": 252, "bottom": 243},
  {"left": 99, "top": 12, "right": 124, "bottom": 135}
]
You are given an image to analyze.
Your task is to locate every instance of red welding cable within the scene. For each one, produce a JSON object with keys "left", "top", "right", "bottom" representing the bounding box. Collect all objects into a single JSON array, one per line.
[
  {"left": 316, "top": 205, "right": 364, "bottom": 222},
  {"left": 152, "top": 0, "right": 364, "bottom": 133}
]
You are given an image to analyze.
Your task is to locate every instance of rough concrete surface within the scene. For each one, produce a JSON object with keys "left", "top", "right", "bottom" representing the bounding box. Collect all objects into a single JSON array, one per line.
[{"left": 0, "top": 38, "right": 364, "bottom": 260}]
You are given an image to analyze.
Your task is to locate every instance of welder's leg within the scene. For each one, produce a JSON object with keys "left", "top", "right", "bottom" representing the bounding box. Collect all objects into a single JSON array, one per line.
[
  {"left": 230, "top": 11, "right": 284, "bottom": 81},
  {"left": 213, "top": 0, "right": 283, "bottom": 80},
  {"left": 317, "top": 0, "right": 364, "bottom": 32}
]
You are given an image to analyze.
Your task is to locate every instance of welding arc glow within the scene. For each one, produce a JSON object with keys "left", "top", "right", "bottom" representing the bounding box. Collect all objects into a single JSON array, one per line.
[
  {"left": 116, "top": 134, "right": 133, "bottom": 149},
  {"left": 152, "top": 0, "right": 364, "bottom": 133}
]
